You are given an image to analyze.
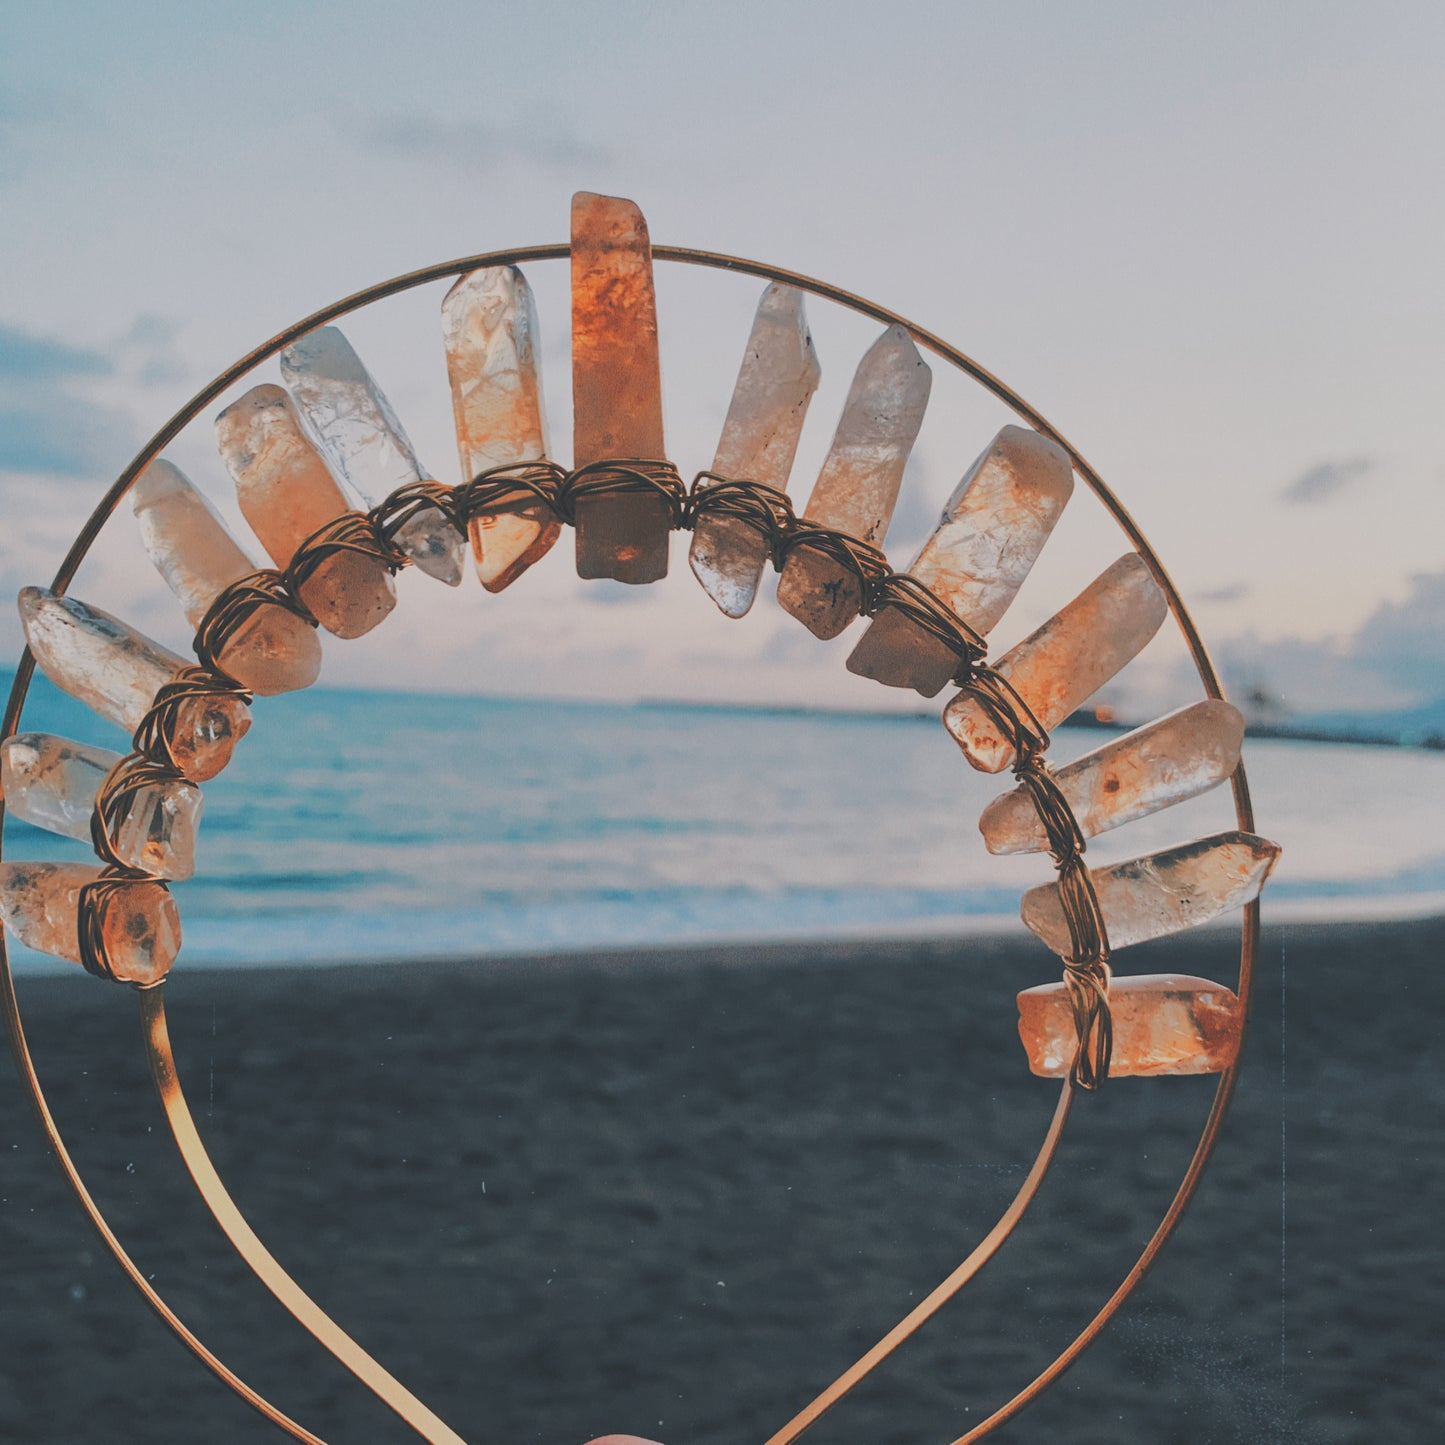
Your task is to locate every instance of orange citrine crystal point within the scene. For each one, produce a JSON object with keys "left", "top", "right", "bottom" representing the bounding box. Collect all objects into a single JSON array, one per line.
[
  {"left": 776, "top": 325, "right": 931, "bottom": 639},
  {"left": 216, "top": 384, "right": 397, "bottom": 638},
  {"left": 980, "top": 699, "right": 1246, "bottom": 854},
  {"left": 945, "top": 552, "right": 1168, "bottom": 773},
  {"left": 0, "top": 861, "right": 180, "bottom": 985},
  {"left": 848, "top": 425, "right": 1073, "bottom": 696},
  {"left": 132, "top": 459, "right": 322, "bottom": 697},
  {"left": 441, "top": 265, "right": 560, "bottom": 591},
  {"left": 570, "top": 191, "right": 670, "bottom": 583},
  {"left": 1017, "top": 973, "right": 1243, "bottom": 1078}
]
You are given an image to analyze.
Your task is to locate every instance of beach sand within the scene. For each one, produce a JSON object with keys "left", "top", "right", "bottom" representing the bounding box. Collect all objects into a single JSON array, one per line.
[{"left": 1, "top": 917, "right": 1440, "bottom": 1444}]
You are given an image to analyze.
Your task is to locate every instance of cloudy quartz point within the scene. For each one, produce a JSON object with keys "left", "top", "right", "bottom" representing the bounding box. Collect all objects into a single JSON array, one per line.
[
  {"left": 1018, "top": 973, "right": 1243, "bottom": 1078},
  {"left": 0, "top": 862, "right": 179, "bottom": 985},
  {"left": 441, "top": 266, "right": 559, "bottom": 590},
  {"left": 1, "top": 733, "right": 201, "bottom": 880},
  {"left": 18, "top": 588, "right": 249, "bottom": 783},
  {"left": 980, "top": 700, "right": 1246, "bottom": 854},
  {"left": 571, "top": 192, "right": 670, "bottom": 583},
  {"left": 1020, "top": 830, "right": 1280, "bottom": 955},
  {"left": 216, "top": 385, "right": 396, "bottom": 638},
  {"left": 945, "top": 553, "right": 1168, "bottom": 773},
  {"left": 848, "top": 426, "right": 1074, "bottom": 695},
  {"left": 776, "top": 326, "right": 931, "bottom": 639},
  {"left": 689, "top": 284, "right": 821, "bottom": 617},
  {"left": 280, "top": 328, "right": 464, "bottom": 586},
  {"left": 132, "top": 460, "right": 322, "bottom": 696}
]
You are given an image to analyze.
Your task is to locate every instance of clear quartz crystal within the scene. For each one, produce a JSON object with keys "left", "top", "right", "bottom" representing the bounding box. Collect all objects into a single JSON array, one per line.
[
  {"left": 848, "top": 426, "right": 1074, "bottom": 695},
  {"left": 1017, "top": 973, "right": 1243, "bottom": 1078},
  {"left": 0, "top": 861, "right": 180, "bottom": 984},
  {"left": 441, "top": 266, "right": 560, "bottom": 591},
  {"left": 1020, "top": 830, "right": 1280, "bottom": 955},
  {"left": 689, "top": 284, "right": 821, "bottom": 617},
  {"left": 980, "top": 700, "right": 1245, "bottom": 854},
  {"left": 571, "top": 191, "right": 670, "bottom": 583},
  {"left": 0, "top": 733, "right": 201, "bottom": 879},
  {"left": 945, "top": 553, "right": 1168, "bottom": 773},
  {"left": 18, "top": 588, "right": 249, "bottom": 783},
  {"left": 281, "top": 327, "right": 464, "bottom": 586},
  {"left": 776, "top": 326, "right": 931, "bottom": 639},
  {"left": 215, "top": 384, "right": 396, "bottom": 638},
  {"left": 132, "top": 459, "right": 322, "bottom": 696}
]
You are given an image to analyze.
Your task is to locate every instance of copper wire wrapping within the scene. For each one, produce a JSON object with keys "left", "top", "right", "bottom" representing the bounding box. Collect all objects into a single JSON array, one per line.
[
  {"left": 75, "top": 868, "right": 163, "bottom": 985},
  {"left": 194, "top": 568, "right": 315, "bottom": 676},
  {"left": 131, "top": 665, "right": 254, "bottom": 772},
  {"left": 283, "top": 510, "right": 403, "bottom": 593},
  {"left": 88, "top": 751, "right": 188, "bottom": 871},
  {"left": 552, "top": 458, "right": 687, "bottom": 527}
]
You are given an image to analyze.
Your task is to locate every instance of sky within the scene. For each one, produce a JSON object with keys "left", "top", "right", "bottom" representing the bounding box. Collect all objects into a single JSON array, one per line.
[{"left": 2, "top": 0, "right": 1443, "bottom": 717}]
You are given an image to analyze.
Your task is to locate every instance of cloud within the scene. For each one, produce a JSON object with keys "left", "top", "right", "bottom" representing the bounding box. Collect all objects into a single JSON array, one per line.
[
  {"left": 1281, "top": 455, "right": 1373, "bottom": 504},
  {"left": 0, "top": 398, "right": 138, "bottom": 477},
  {"left": 0, "top": 324, "right": 111, "bottom": 381},
  {"left": 1355, "top": 571, "right": 1445, "bottom": 698},
  {"left": 0, "top": 322, "right": 142, "bottom": 477},
  {"left": 1195, "top": 583, "right": 1248, "bottom": 605},
  {"left": 360, "top": 111, "right": 609, "bottom": 171}
]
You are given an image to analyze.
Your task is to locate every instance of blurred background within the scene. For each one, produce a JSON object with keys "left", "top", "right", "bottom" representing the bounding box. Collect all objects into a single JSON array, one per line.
[{"left": 2, "top": 3, "right": 1443, "bottom": 1442}]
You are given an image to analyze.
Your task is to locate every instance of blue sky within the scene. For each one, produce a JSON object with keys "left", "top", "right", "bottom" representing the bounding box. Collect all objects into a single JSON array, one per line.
[{"left": 2, "top": 1, "right": 1443, "bottom": 714}]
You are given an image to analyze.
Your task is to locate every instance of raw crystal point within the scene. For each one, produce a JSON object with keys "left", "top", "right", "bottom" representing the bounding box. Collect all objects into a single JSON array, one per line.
[
  {"left": 132, "top": 459, "right": 322, "bottom": 696},
  {"left": 848, "top": 426, "right": 1074, "bottom": 695},
  {"left": 0, "top": 861, "right": 180, "bottom": 985},
  {"left": 215, "top": 385, "right": 397, "bottom": 638},
  {"left": 945, "top": 553, "right": 1168, "bottom": 773},
  {"left": 281, "top": 328, "right": 465, "bottom": 586},
  {"left": 18, "top": 588, "right": 250, "bottom": 783},
  {"left": 1020, "top": 830, "right": 1280, "bottom": 955},
  {"left": 981, "top": 700, "right": 1246, "bottom": 854},
  {"left": 689, "top": 284, "right": 821, "bottom": 617},
  {"left": 1017, "top": 973, "right": 1243, "bottom": 1078},
  {"left": 1, "top": 733, "right": 201, "bottom": 880},
  {"left": 442, "top": 266, "right": 560, "bottom": 591},
  {"left": 776, "top": 326, "right": 931, "bottom": 639},
  {"left": 571, "top": 191, "right": 670, "bottom": 584}
]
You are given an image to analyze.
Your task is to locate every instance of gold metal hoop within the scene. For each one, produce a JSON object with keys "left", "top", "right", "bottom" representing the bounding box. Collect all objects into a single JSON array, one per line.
[{"left": 0, "top": 240, "right": 1258, "bottom": 1444}]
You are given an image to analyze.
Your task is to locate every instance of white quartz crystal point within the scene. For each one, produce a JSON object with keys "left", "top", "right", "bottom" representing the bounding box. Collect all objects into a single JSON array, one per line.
[
  {"left": 944, "top": 553, "right": 1169, "bottom": 774},
  {"left": 0, "top": 861, "right": 180, "bottom": 984},
  {"left": 1020, "top": 830, "right": 1280, "bottom": 955},
  {"left": 689, "top": 284, "right": 821, "bottom": 618},
  {"left": 132, "top": 459, "right": 323, "bottom": 697},
  {"left": 17, "top": 588, "right": 250, "bottom": 783},
  {"left": 215, "top": 384, "right": 397, "bottom": 639},
  {"left": 847, "top": 426, "right": 1075, "bottom": 696},
  {"left": 0, "top": 733, "right": 202, "bottom": 880},
  {"left": 776, "top": 325, "right": 931, "bottom": 639},
  {"left": 980, "top": 700, "right": 1246, "bottom": 855},
  {"left": 441, "top": 265, "right": 559, "bottom": 591},
  {"left": 280, "top": 328, "right": 464, "bottom": 586}
]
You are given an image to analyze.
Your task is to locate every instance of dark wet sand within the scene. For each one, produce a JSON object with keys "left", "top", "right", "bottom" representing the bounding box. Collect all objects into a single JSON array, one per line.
[{"left": 1, "top": 917, "right": 1441, "bottom": 1444}]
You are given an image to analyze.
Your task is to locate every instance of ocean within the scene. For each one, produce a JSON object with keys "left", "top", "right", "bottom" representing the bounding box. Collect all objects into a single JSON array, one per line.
[{"left": 4, "top": 674, "right": 1444, "bottom": 971}]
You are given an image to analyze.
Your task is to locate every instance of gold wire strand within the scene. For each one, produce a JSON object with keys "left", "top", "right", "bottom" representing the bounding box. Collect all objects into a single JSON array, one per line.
[
  {"left": 0, "top": 241, "right": 1259, "bottom": 1445},
  {"left": 141, "top": 988, "right": 471, "bottom": 1445}
]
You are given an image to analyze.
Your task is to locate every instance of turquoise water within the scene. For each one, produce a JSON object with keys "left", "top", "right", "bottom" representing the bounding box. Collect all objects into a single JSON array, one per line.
[{"left": 5, "top": 672, "right": 1444, "bottom": 969}]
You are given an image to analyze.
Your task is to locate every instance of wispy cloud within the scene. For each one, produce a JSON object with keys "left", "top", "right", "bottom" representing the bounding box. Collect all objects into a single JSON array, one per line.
[
  {"left": 359, "top": 111, "right": 609, "bottom": 171},
  {"left": 0, "top": 324, "right": 111, "bottom": 381},
  {"left": 1281, "top": 455, "right": 1373, "bottom": 504}
]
